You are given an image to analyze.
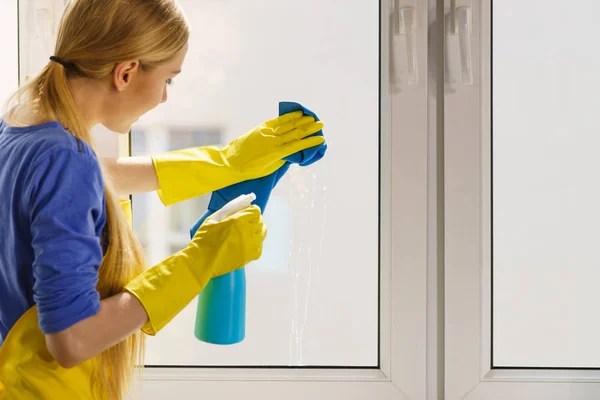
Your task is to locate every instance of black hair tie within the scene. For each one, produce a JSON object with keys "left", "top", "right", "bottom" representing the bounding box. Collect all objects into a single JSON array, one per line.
[{"left": 49, "top": 56, "right": 74, "bottom": 69}]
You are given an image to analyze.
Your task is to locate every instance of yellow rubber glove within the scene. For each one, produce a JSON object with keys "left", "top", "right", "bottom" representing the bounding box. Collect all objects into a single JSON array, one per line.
[
  {"left": 124, "top": 205, "right": 266, "bottom": 335},
  {"left": 151, "top": 111, "right": 325, "bottom": 205}
]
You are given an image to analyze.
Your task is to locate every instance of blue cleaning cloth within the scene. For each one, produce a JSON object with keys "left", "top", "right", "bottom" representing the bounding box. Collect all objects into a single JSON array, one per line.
[
  {"left": 209, "top": 101, "right": 326, "bottom": 216},
  {"left": 190, "top": 101, "right": 326, "bottom": 344}
]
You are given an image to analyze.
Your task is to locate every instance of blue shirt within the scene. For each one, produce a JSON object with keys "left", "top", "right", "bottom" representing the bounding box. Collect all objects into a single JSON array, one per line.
[{"left": 0, "top": 119, "right": 105, "bottom": 345}]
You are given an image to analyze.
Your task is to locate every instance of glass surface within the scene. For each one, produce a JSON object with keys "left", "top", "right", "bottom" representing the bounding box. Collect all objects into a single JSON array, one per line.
[
  {"left": 130, "top": 1, "right": 380, "bottom": 366},
  {"left": 493, "top": 0, "right": 600, "bottom": 368}
]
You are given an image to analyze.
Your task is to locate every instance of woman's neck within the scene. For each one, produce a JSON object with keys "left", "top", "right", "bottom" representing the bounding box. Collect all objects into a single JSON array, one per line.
[{"left": 3, "top": 104, "right": 46, "bottom": 127}]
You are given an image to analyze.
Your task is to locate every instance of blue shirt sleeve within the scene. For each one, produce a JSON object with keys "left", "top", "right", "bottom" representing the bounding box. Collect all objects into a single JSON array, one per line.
[{"left": 27, "top": 148, "right": 106, "bottom": 334}]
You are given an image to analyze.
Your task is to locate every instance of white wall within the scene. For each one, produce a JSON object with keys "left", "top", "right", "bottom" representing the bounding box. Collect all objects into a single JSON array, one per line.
[{"left": 493, "top": 0, "right": 600, "bottom": 368}]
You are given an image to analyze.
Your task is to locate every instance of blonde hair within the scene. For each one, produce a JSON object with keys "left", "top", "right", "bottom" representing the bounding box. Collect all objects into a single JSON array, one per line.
[{"left": 4, "top": 0, "right": 189, "bottom": 398}]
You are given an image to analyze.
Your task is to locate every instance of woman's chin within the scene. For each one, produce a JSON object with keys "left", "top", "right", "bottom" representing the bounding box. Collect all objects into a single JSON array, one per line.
[
  {"left": 103, "top": 122, "right": 133, "bottom": 134},
  {"left": 114, "top": 126, "right": 132, "bottom": 134}
]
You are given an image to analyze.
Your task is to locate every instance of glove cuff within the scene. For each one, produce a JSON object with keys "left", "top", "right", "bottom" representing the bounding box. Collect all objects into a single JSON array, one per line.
[{"left": 152, "top": 147, "right": 240, "bottom": 206}]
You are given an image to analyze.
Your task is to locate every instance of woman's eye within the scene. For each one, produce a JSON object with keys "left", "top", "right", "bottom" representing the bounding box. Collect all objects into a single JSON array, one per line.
[{"left": 166, "top": 78, "right": 174, "bottom": 86}]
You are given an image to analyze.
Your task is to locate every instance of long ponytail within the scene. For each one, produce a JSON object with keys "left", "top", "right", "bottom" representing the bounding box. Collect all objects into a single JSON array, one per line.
[
  {"left": 3, "top": 0, "right": 190, "bottom": 398},
  {"left": 6, "top": 60, "right": 147, "bottom": 399}
]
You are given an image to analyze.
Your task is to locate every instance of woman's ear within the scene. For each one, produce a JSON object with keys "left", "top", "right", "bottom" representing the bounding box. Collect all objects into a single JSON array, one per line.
[{"left": 113, "top": 61, "right": 140, "bottom": 92}]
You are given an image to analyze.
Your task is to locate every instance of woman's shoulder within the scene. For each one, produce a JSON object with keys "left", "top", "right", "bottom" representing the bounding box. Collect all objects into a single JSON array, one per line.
[{"left": 0, "top": 119, "right": 99, "bottom": 164}]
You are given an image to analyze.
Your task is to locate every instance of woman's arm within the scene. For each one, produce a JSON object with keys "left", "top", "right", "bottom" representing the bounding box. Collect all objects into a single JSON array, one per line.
[
  {"left": 46, "top": 204, "right": 267, "bottom": 369},
  {"left": 29, "top": 150, "right": 151, "bottom": 368},
  {"left": 45, "top": 292, "right": 148, "bottom": 368},
  {"left": 100, "top": 157, "right": 160, "bottom": 197}
]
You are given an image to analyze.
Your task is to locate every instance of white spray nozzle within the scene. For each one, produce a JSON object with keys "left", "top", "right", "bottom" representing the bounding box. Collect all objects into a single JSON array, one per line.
[{"left": 211, "top": 193, "right": 257, "bottom": 222}]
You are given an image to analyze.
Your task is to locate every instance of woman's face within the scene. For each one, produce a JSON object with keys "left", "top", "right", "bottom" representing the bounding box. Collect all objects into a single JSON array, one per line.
[{"left": 102, "top": 42, "right": 188, "bottom": 134}]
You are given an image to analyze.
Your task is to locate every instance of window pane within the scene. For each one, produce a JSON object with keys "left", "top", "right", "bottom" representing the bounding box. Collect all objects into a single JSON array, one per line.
[
  {"left": 131, "top": 1, "right": 379, "bottom": 366},
  {"left": 493, "top": 0, "right": 600, "bottom": 368}
]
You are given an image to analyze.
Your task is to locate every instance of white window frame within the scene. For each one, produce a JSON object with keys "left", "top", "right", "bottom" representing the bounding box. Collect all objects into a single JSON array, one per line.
[{"left": 444, "top": 0, "right": 600, "bottom": 398}]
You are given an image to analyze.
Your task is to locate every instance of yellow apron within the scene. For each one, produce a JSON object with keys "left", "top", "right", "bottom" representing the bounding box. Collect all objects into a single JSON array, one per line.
[{"left": 0, "top": 199, "right": 133, "bottom": 399}]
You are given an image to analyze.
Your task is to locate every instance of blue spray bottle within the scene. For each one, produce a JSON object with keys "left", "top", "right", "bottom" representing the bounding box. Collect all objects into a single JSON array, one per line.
[{"left": 189, "top": 193, "right": 256, "bottom": 345}]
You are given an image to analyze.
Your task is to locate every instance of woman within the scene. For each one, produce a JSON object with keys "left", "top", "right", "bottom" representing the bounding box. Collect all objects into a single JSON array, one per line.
[{"left": 0, "top": 0, "right": 325, "bottom": 398}]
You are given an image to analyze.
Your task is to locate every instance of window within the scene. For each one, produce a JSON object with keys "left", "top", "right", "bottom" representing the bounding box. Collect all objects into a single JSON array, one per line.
[{"left": 445, "top": 1, "right": 600, "bottom": 398}]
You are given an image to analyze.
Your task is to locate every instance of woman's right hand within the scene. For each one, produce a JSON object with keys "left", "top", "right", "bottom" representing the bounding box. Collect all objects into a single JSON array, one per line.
[
  {"left": 124, "top": 204, "right": 267, "bottom": 336},
  {"left": 223, "top": 111, "right": 325, "bottom": 179},
  {"left": 190, "top": 205, "right": 267, "bottom": 278}
]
